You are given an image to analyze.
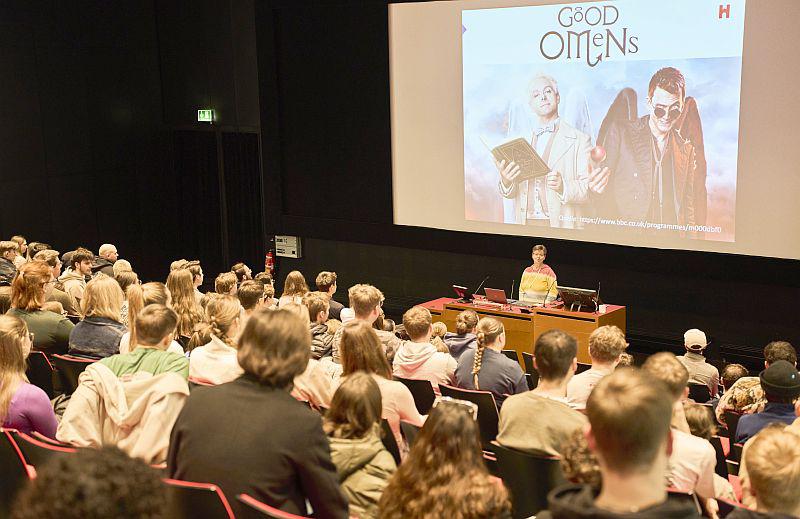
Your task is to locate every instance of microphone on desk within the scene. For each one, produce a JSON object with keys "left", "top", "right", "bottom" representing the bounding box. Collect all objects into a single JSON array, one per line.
[
  {"left": 594, "top": 281, "right": 601, "bottom": 312},
  {"left": 474, "top": 275, "right": 490, "bottom": 299},
  {"left": 510, "top": 278, "right": 515, "bottom": 301},
  {"left": 542, "top": 278, "right": 557, "bottom": 305}
]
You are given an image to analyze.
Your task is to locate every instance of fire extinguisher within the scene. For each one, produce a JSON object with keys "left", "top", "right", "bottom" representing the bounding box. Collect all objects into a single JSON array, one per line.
[{"left": 265, "top": 249, "right": 275, "bottom": 278}]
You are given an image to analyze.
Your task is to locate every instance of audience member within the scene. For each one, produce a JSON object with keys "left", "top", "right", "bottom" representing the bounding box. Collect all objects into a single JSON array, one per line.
[
  {"left": 567, "top": 325, "right": 627, "bottom": 409},
  {"left": 41, "top": 301, "right": 64, "bottom": 315},
  {"left": 455, "top": 317, "right": 526, "bottom": 407},
  {"left": 431, "top": 321, "right": 450, "bottom": 353},
  {"left": 731, "top": 424, "right": 800, "bottom": 518},
  {"left": 324, "top": 372, "right": 396, "bottom": 519},
  {"left": 59, "top": 247, "right": 94, "bottom": 306},
  {"left": 254, "top": 271, "right": 273, "bottom": 286},
  {"left": 119, "top": 282, "right": 183, "bottom": 355},
  {"left": 188, "top": 294, "right": 243, "bottom": 384},
  {"left": 68, "top": 275, "right": 126, "bottom": 358},
  {"left": 497, "top": 330, "right": 586, "bottom": 457},
  {"left": 716, "top": 341, "right": 797, "bottom": 425},
  {"left": 316, "top": 270, "right": 344, "bottom": 320},
  {"left": 7, "top": 261, "right": 73, "bottom": 354},
  {"left": 393, "top": 306, "right": 457, "bottom": 393},
  {"left": 168, "top": 308, "right": 348, "bottom": 518},
  {"left": 166, "top": 268, "right": 204, "bottom": 342},
  {"left": 183, "top": 260, "right": 204, "bottom": 304},
  {"left": 170, "top": 259, "right": 188, "bottom": 271},
  {"left": 282, "top": 302, "right": 335, "bottom": 409},
  {"left": 0, "top": 315, "right": 58, "bottom": 438},
  {"left": 238, "top": 279, "right": 266, "bottom": 320},
  {"left": 382, "top": 318, "right": 395, "bottom": 333},
  {"left": 10, "top": 235, "right": 27, "bottom": 268},
  {"left": 0, "top": 240, "right": 20, "bottom": 285},
  {"left": 538, "top": 368, "right": 702, "bottom": 519},
  {"left": 33, "top": 249, "right": 78, "bottom": 315},
  {"left": 98, "top": 305, "right": 188, "bottom": 378},
  {"left": 642, "top": 352, "right": 716, "bottom": 502},
  {"left": 331, "top": 284, "right": 401, "bottom": 364},
  {"left": 115, "top": 270, "right": 139, "bottom": 326},
  {"left": 560, "top": 429, "right": 601, "bottom": 490},
  {"left": 378, "top": 397, "right": 512, "bottom": 519},
  {"left": 710, "top": 363, "right": 748, "bottom": 414},
  {"left": 26, "top": 241, "right": 51, "bottom": 259},
  {"left": 278, "top": 270, "right": 309, "bottom": 307},
  {"left": 263, "top": 282, "right": 277, "bottom": 309},
  {"left": 617, "top": 352, "right": 634, "bottom": 367},
  {"left": 305, "top": 291, "right": 333, "bottom": 358},
  {"left": 443, "top": 309, "right": 479, "bottom": 361},
  {"left": 93, "top": 244, "right": 118, "bottom": 277},
  {"left": 677, "top": 328, "right": 720, "bottom": 398},
  {"left": 214, "top": 271, "right": 237, "bottom": 296},
  {"left": 11, "top": 446, "right": 168, "bottom": 519},
  {"left": 340, "top": 320, "right": 425, "bottom": 450},
  {"left": 231, "top": 261, "right": 252, "bottom": 283},
  {"left": 735, "top": 360, "right": 800, "bottom": 443},
  {"left": 683, "top": 402, "right": 736, "bottom": 502},
  {"left": 112, "top": 258, "right": 133, "bottom": 277}
]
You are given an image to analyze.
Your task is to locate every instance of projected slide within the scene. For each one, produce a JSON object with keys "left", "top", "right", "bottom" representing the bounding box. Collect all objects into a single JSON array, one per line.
[{"left": 463, "top": 0, "right": 745, "bottom": 241}]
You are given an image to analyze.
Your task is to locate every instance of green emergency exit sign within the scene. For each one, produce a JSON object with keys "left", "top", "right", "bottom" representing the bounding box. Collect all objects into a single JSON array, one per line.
[{"left": 197, "top": 109, "right": 214, "bottom": 122}]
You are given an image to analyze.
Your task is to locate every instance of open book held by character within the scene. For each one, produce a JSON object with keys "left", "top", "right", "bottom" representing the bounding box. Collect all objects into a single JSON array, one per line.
[{"left": 482, "top": 136, "right": 550, "bottom": 182}]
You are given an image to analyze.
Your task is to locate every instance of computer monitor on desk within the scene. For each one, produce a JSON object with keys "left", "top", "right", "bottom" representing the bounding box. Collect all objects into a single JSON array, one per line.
[{"left": 558, "top": 286, "right": 600, "bottom": 313}]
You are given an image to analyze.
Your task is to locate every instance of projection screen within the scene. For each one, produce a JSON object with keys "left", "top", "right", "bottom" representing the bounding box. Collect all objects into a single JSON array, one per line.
[{"left": 390, "top": 0, "right": 800, "bottom": 260}]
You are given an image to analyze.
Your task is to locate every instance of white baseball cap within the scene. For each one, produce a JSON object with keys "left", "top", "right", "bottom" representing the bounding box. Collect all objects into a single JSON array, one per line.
[{"left": 684, "top": 329, "right": 708, "bottom": 349}]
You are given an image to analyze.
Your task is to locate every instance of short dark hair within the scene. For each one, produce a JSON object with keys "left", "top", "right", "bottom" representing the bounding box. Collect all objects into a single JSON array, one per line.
[
  {"left": 648, "top": 67, "right": 686, "bottom": 100},
  {"left": 238, "top": 280, "right": 265, "bottom": 310},
  {"left": 532, "top": 244, "right": 547, "bottom": 256},
  {"left": 534, "top": 329, "right": 577, "bottom": 380},
  {"left": 11, "top": 446, "right": 167, "bottom": 519},
  {"left": 764, "top": 341, "right": 796, "bottom": 366},
  {"left": 71, "top": 247, "right": 94, "bottom": 269}
]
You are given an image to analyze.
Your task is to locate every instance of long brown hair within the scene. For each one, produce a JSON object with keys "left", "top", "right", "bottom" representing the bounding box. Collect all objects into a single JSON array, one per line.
[
  {"left": 472, "top": 317, "right": 504, "bottom": 390},
  {"left": 187, "top": 294, "right": 240, "bottom": 351},
  {"left": 340, "top": 321, "right": 392, "bottom": 379},
  {"left": 81, "top": 275, "right": 124, "bottom": 321},
  {"left": 323, "top": 371, "right": 383, "bottom": 439},
  {"left": 126, "top": 282, "right": 171, "bottom": 350},
  {"left": 378, "top": 403, "right": 511, "bottom": 518},
  {"left": 166, "top": 269, "right": 203, "bottom": 337},
  {"left": 11, "top": 261, "right": 51, "bottom": 312},
  {"left": 0, "top": 315, "right": 29, "bottom": 422},
  {"left": 281, "top": 270, "right": 309, "bottom": 298}
]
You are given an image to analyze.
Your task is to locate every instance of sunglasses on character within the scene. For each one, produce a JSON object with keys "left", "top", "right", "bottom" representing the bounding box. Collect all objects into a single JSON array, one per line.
[
  {"left": 652, "top": 102, "right": 682, "bottom": 121},
  {"left": 432, "top": 396, "right": 479, "bottom": 421}
]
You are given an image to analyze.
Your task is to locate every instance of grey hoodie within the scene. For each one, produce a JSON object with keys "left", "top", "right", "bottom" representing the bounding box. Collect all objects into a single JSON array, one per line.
[
  {"left": 443, "top": 332, "right": 477, "bottom": 362},
  {"left": 329, "top": 431, "right": 396, "bottom": 519}
]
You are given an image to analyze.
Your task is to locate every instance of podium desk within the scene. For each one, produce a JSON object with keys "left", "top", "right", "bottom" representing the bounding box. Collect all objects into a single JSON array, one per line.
[{"left": 421, "top": 298, "right": 626, "bottom": 365}]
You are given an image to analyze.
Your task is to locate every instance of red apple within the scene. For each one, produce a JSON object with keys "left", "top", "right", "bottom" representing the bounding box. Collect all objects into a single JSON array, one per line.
[{"left": 590, "top": 145, "right": 606, "bottom": 163}]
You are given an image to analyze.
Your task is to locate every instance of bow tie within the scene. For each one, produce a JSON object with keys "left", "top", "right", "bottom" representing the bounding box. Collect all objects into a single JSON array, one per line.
[{"left": 535, "top": 123, "right": 556, "bottom": 136}]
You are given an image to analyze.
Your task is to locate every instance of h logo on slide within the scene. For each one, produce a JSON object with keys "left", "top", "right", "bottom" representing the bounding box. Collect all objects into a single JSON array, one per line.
[{"left": 719, "top": 4, "right": 731, "bottom": 19}]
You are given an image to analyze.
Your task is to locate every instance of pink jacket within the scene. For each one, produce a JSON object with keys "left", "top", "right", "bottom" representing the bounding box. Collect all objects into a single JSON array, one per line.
[{"left": 392, "top": 341, "right": 456, "bottom": 395}]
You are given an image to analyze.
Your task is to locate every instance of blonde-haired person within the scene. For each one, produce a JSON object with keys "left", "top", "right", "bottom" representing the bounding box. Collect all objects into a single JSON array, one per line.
[
  {"left": 187, "top": 294, "right": 244, "bottom": 385},
  {"left": 454, "top": 317, "right": 526, "bottom": 408},
  {"left": 324, "top": 372, "right": 396, "bottom": 519},
  {"left": 7, "top": 261, "right": 74, "bottom": 355},
  {"left": 10, "top": 236, "right": 28, "bottom": 268},
  {"left": 378, "top": 398, "right": 511, "bottom": 519},
  {"left": 340, "top": 320, "right": 425, "bottom": 451},
  {"left": 567, "top": 325, "right": 628, "bottom": 409},
  {"left": 393, "top": 306, "right": 457, "bottom": 395},
  {"left": 263, "top": 283, "right": 277, "bottom": 309},
  {"left": 0, "top": 240, "right": 20, "bottom": 285},
  {"left": 181, "top": 260, "right": 204, "bottom": 305},
  {"left": 431, "top": 321, "right": 449, "bottom": 354},
  {"left": 115, "top": 270, "right": 139, "bottom": 327},
  {"left": 642, "top": 352, "right": 717, "bottom": 507},
  {"left": 167, "top": 308, "right": 348, "bottom": 518},
  {"left": 118, "top": 282, "right": 184, "bottom": 356},
  {"left": 281, "top": 302, "right": 334, "bottom": 409},
  {"left": 444, "top": 309, "right": 479, "bottom": 361},
  {"left": 166, "top": 268, "right": 204, "bottom": 345},
  {"left": 112, "top": 259, "right": 133, "bottom": 278},
  {"left": 0, "top": 315, "right": 58, "bottom": 438},
  {"left": 278, "top": 270, "right": 308, "bottom": 307},
  {"left": 68, "top": 275, "right": 126, "bottom": 358},
  {"left": 33, "top": 249, "right": 78, "bottom": 315},
  {"left": 215, "top": 271, "right": 237, "bottom": 296}
]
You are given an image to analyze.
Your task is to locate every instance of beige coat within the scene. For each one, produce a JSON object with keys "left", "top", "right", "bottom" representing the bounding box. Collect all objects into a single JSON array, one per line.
[
  {"left": 500, "top": 121, "right": 592, "bottom": 228},
  {"left": 56, "top": 363, "right": 189, "bottom": 463}
]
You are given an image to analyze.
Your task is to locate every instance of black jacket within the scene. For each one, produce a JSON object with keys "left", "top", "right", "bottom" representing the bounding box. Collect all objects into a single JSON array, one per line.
[
  {"left": 537, "top": 484, "right": 701, "bottom": 519},
  {"left": 92, "top": 257, "right": 115, "bottom": 277},
  {"left": 167, "top": 374, "right": 348, "bottom": 518},
  {"left": 0, "top": 257, "right": 16, "bottom": 286}
]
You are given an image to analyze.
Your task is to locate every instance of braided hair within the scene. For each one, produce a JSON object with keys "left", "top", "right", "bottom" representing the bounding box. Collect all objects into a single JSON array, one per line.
[
  {"left": 187, "top": 293, "right": 241, "bottom": 351},
  {"left": 472, "top": 317, "right": 504, "bottom": 390}
]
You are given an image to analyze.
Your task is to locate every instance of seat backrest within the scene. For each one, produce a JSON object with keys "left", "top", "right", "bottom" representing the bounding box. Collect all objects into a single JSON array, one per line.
[
  {"left": 0, "top": 429, "right": 33, "bottom": 515},
  {"left": 7, "top": 430, "right": 76, "bottom": 472},
  {"left": 575, "top": 362, "right": 591, "bottom": 374},
  {"left": 439, "top": 384, "right": 499, "bottom": 445},
  {"left": 688, "top": 384, "right": 711, "bottom": 403},
  {"left": 237, "top": 494, "right": 306, "bottom": 519},
  {"left": 394, "top": 376, "right": 435, "bottom": 414},
  {"left": 25, "top": 351, "right": 55, "bottom": 399},
  {"left": 163, "top": 478, "right": 235, "bottom": 519},
  {"left": 723, "top": 411, "right": 742, "bottom": 441},
  {"left": 492, "top": 443, "right": 565, "bottom": 519},
  {"left": 400, "top": 420, "right": 420, "bottom": 448},
  {"left": 717, "top": 497, "right": 745, "bottom": 518},
  {"left": 726, "top": 459, "right": 740, "bottom": 476},
  {"left": 521, "top": 352, "right": 539, "bottom": 388},
  {"left": 51, "top": 354, "right": 96, "bottom": 395},
  {"left": 709, "top": 435, "right": 729, "bottom": 479},
  {"left": 729, "top": 442, "right": 744, "bottom": 463},
  {"left": 380, "top": 420, "right": 402, "bottom": 466},
  {"left": 524, "top": 373, "right": 535, "bottom": 391},
  {"left": 501, "top": 350, "right": 519, "bottom": 363}
]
